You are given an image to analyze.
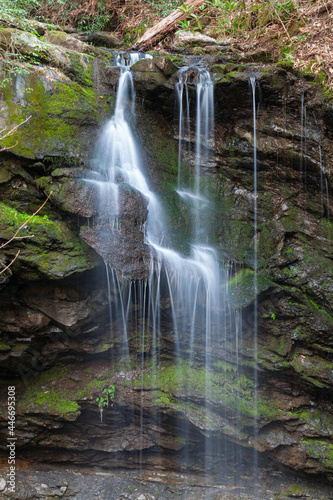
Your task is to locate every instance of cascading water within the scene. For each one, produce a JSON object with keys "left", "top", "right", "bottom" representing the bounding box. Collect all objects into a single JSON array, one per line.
[
  {"left": 250, "top": 76, "right": 259, "bottom": 496},
  {"left": 95, "top": 53, "right": 166, "bottom": 245},
  {"left": 92, "top": 53, "right": 249, "bottom": 490},
  {"left": 176, "top": 66, "right": 214, "bottom": 243},
  {"left": 174, "top": 65, "right": 220, "bottom": 474}
]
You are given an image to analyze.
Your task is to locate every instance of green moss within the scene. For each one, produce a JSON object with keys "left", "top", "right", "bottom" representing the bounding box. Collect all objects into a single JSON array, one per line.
[
  {"left": 280, "top": 204, "right": 298, "bottom": 232},
  {"left": 321, "top": 220, "right": 333, "bottom": 241},
  {"left": 67, "top": 51, "right": 94, "bottom": 86},
  {"left": 312, "top": 343, "right": 333, "bottom": 354},
  {"left": 276, "top": 60, "right": 294, "bottom": 70},
  {"left": 256, "top": 346, "right": 287, "bottom": 371},
  {"left": 301, "top": 440, "right": 333, "bottom": 469},
  {"left": 18, "top": 363, "right": 117, "bottom": 420},
  {"left": 258, "top": 223, "right": 278, "bottom": 261},
  {"left": 269, "top": 336, "right": 289, "bottom": 357},
  {"left": 284, "top": 484, "right": 305, "bottom": 496},
  {"left": 134, "top": 360, "right": 280, "bottom": 421},
  {"left": 224, "top": 70, "right": 248, "bottom": 82},
  {"left": 219, "top": 218, "right": 255, "bottom": 264},
  {"left": 155, "top": 393, "right": 172, "bottom": 405},
  {"left": 136, "top": 109, "right": 193, "bottom": 253},
  {"left": 18, "top": 366, "right": 81, "bottom": 420},
  {"left": 165, "top": 54, "right": 186, "bottom": 66},
  {"left": 308, "top": 299, "right": 333, "bottom": 323},
  {"left": 19, "top": 390, "right": 80, "bottom": 420},
  {"left": 227, "top": 268, "right": 276, "bottom": 308},
  {"left": 292, "top": 408, "right": 333, "bottom": 436},
  {"left": 291, "top": 353, "right": 333, "bottom": 388},
  {"left": 0, "top": 66, "right": 114, "bottom": 159},
  {"left": 0, "top": 202, "right": 50, "bottom": 227},
  {"left": 0, "top": 343, "right": 11, "bottom": 352},
  {"left": 0, "top": 202, "right": 98, "bottom": 278}
]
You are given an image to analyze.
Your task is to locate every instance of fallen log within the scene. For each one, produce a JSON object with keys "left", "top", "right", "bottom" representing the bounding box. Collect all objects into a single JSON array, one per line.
[{"left": 131, "top": 0, "right": 206, "bottom": 51}]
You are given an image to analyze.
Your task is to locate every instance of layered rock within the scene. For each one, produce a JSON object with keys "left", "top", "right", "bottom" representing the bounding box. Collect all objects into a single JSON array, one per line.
[{"left": 0, "top": 26, "right": 332, "bottom": 494}]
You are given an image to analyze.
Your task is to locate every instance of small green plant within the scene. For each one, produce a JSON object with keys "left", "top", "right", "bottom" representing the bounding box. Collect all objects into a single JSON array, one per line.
[
  {"left": 177, "top": 2, "right": 207, "bottom": 33},
  {"left": 271, "top": 313, "right": 276, "bottom": 320},
  {"left": 96, "top": 385, "right": 115, "bottom": 423},
  {"left": 178, "top": 3, "right": 194, "bottom": 15}
]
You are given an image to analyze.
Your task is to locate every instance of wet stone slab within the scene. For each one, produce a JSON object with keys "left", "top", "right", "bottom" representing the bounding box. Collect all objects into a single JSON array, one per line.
[{"left": 0, "top": 463, "right": 332, "bottom": 500}]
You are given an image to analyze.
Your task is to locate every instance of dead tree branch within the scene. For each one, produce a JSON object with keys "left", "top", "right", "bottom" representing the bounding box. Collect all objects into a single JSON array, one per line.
[
  {"left": 131, "top": 0, "right": 206, "bottom": 51},
  {"left": 0, "top": 191, "right": 53, "bottom": 275},
  {"left": 0, "top": 115, "right": 31, "bottom": 151}
]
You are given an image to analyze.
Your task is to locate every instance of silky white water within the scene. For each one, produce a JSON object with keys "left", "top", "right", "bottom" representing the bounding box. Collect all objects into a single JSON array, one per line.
[
  {"left": 97, "top": 55, "right": 221, "bottom": 346},
  {"left": 95, "top": 54, "right": 244, "bottom": 481},
  {"left": 250, "top": 76, "right": 259, "bottom": 498}
]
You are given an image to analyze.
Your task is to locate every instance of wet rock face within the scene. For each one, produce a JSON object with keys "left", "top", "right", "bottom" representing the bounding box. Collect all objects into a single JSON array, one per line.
[
  {"left": 0, "top": 47, "right": 333, "bottom": 487},
  {"left": 80, "top": 184, "right": 151, "bottom": 280}
]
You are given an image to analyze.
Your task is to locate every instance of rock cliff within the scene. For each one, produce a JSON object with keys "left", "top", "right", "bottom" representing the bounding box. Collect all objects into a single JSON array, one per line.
[{"left": 0, "top": 18, "right": 332, "bottom": 497}]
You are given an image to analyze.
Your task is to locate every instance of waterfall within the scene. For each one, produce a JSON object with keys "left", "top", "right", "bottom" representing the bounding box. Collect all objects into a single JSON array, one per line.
[
  {"left": 93, "top": 53, "right": 249, "bottom": 485},
  {"left": 176, "top": 66, "right": 214, "bottom": 243},
  {"left": 250, "top": 76, "right": 259, "bottom": 495},
  {"left": 97, "top": 54, "right": 221, "bottom": 353}
]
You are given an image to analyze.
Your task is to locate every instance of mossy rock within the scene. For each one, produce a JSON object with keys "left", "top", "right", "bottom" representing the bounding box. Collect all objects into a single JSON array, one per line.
[
  {"left": 37, "top": 175, "right": 99, "bottom": 217},
  {"left": 301, "top": 439, "right": 333, "bottom": 470},
  {"left": 293, "top": 408, "right": 333, "bottom": 438},
  {"left": 0, "top": 202, "right": 99, "bottom": 279},
  {"left": 291, "top": 352, "right": 333, "bottom": 389},
  {"left": 0, "top": 64, "right": 114, "bottom": 160},
  {"left": 133, "top": 359, "right": 282, "bottom": 434},
  {"left": 0, "top": 166, "right": 14, "bottom": 184},
  {"left": 227, "top": 268, "right": 276, "bottom": 308},
  {"left": 18, "top": 390, "right": 81, "bottom": 421},
  {"left": 17, "top": 362, "right": 116, "bottom": 421}
]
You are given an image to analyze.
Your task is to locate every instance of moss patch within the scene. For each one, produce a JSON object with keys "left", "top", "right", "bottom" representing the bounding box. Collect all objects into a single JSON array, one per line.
[
  {"left": 291, "top": 352, "right": 333, "bottom": 389},
  {"left": 227, "top": 268, "right": 276, "bottom": 308},
  {"left": 0, "top": 202, "right": 99, "bottom": 279},
  {"left": 17, "top": 363, "right": 116, "bottom": 421},
  {"left": 134, "top": 360, "right": 281, "bottom": 423},
  {"left": 0, "top": 65, "right": 113, "bottom": 159},
  {"left": 301, "top": 439, "right": 333, "bottom": 469}
]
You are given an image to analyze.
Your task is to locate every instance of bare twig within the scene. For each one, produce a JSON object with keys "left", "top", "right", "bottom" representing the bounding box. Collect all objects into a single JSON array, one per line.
[
  {"left": 0, "top": 115, "right": 31, "bottom": 145},
  {"left": 0, "top": 191, "right": 53, "bottom": 251},
  {"left": 0, "top": 250, "right": 20, "bottom": 275},
  {"left": 0, "top": 141, "right": 18, "bottom": 152},
  {"left": 268, "top": 0, "right": 292, "bottom": 41}
]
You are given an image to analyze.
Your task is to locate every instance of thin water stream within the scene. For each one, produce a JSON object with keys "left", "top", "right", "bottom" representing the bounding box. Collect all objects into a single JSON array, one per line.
[{"left": 250, "top": 76, "right": 259, "bottom": 497}]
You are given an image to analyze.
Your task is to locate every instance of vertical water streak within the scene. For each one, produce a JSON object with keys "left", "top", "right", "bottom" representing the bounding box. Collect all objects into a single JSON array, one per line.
[
  {"left": 139, "top": 279, "right": 147, "bottom": 469},
  {"left": 185, "top": 84, "right": 191, "bottom": 157},
  {"left": 176, "top": 80, "right": 184, "bottom": 188},
  {"left": 156, "top": 64, "right": 219, "bottom": 479},
  {"left": 235, "top": 307, "right": 243, "bottom": 488},
  {"left": 250, "top": 76, "right": 258, "bottom": 496},
  {"left": 105, "top": 261, "right": 114, "bottom": 362},
  {"left": 194, "top": 70, "right": 214, "bottom": 242},
  {"left": 304, "top": 101, "right": 307, "bottom": 186},
  {"left": 176, "top": 68, "right": 214, "bottom": 243},
  {"left": 325, "top": 177, "right": 330, "bottom": 222},
  {"left": 319, "top": 145, "right": 324, "bottom": 217},
  {"left": 300, "top": 92, "right": 304, "bottom": 186}
]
